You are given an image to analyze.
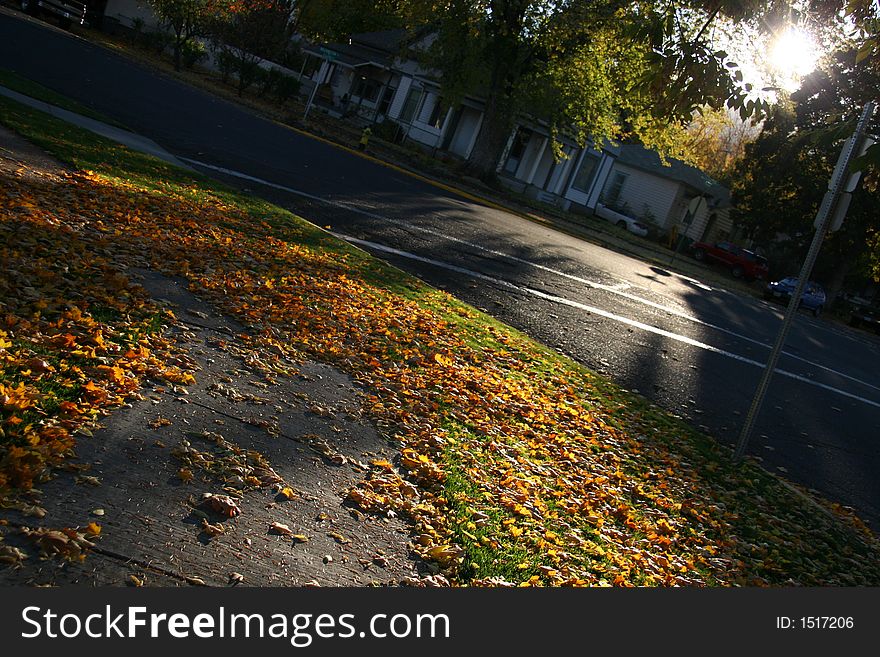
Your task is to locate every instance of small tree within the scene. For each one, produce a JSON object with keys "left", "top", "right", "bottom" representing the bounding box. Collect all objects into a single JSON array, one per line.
[
  {"left": 208, "top": 0, "right": 298, "bottom": 96},
  {"left": 146, "top": 0, "right": 211, "bottom": 72},
  {"left": 681, "top": 107, "right": 760, "bottom": 183}
]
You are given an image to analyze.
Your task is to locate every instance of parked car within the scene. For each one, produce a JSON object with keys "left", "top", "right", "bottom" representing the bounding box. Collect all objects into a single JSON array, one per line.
[
  {"left": 848, "top": 298, "right": 880, "bottom": 333},
  {"left": 765, "top": 277, "right": 826, "bottom": 316},
  {"left": 19, "top": 0, "right": 86, "bottom": 29},
  {"left": 595, "top": 203, "right": 649, "bottom": 237},
  {"left": 690, "top": 241, "right": 769, "bottom": 280}
]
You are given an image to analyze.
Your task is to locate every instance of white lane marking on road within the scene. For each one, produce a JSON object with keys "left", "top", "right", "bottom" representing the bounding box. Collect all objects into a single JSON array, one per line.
[
  {"left": 338, "top": 234, "right": 880, "bottom": 411},
  {"left": 182, "top": 158, "right": 880, "bottom": 394}
]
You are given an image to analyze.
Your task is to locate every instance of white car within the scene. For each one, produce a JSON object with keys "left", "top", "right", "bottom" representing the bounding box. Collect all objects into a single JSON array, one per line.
[{"left": 595, "top": 203, "right": 649, "bottom": 237}]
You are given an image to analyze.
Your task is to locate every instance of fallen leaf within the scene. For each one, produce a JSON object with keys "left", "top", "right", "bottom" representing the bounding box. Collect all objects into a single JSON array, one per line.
[
  {"left": 277, "top": 486, "right": 296, "bottom": 500},
  {"left": 268, "top": 522, "right": 293, "bottom": 536},
  {"left": 201, "top": 518, "right": 225, "bottom": 537},
  {"left": 201, "top": 494, "right": 241, "bottom": 518}
]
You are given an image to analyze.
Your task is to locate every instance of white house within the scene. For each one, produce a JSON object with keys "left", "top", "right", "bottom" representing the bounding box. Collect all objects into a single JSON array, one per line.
[
  {"left": 303, "top": 29, "right": 619, "bottom": 214},
  {"left": 100, "top": 0, "right": 160, "bottom": 30},
  {"left": 599, "top": 144, "right": 732, "bottom": 242}
]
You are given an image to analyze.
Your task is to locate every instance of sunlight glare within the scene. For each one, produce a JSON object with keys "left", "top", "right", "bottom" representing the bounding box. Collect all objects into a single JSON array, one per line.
[{"left": 770, "top": 27, "right": 820, "bottom": 89}]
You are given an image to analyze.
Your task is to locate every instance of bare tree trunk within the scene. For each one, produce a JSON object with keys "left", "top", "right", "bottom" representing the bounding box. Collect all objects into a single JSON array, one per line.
[{"left": 173, "top": 31, "right": 183, "bottom": 71}]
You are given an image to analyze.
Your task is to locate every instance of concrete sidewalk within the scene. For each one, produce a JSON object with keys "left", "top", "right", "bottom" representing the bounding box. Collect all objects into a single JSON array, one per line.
[
  {"left": 0, "top": 125, "right": 422, "bottom": 587},
  {"left": 0, "top": 83, "right": 193, "bottom": 170}
]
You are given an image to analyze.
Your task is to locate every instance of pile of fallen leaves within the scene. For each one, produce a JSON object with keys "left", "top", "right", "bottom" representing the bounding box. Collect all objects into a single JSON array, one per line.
[
  {"left": 3, "top": 104, "right": 880, "bottom": 587},
  {"left": 0, "top": 168, "right": 198, "bottom": 497}
]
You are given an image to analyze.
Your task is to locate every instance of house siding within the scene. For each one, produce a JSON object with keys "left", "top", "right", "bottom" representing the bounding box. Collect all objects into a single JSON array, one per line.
[
  {"left": 561, "top": 148, "right": 616, "bottom": 212},
  {"left": 388, "top": 76, "right": 412, "bottom": 120},
  {"left": 449, "top": 106, "right": 482, "bottom": 158},
  {"left": 104, "top": 0, "right": 160, "bottom": 28},
  {"left": 604, "top": 162, "right": 680, "bottom": 227},
  {"left": 396, "top": 89, "right": 443, "bottom": 148},
  {"left": 689, "top": 206, "right": 732, "bottom": 243},
  {"left": 547, "top": 145, "right": 577, "bottom": 195}
]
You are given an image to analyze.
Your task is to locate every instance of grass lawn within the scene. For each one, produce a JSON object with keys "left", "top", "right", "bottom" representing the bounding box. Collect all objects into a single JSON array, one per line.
[
  {"left": 0, "top": 68, "right": 127, "bottom": 128},
  {"left": 2, "top": 94, "right": 879, "bottom": 586}
]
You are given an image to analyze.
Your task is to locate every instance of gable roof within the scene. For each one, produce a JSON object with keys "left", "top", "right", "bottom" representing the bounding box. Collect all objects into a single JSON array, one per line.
[
  {"left": 350, "top": 29, "right": 409, "bottom": 54},
  {"left": 617, "top": 144, "right": 730, "bottom": 207},
  {"left": 302, "top": 29, "right": 409, "bottom": 70}
]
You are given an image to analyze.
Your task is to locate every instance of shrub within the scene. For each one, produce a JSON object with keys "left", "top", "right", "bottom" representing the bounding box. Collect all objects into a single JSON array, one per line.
[
  {"left": 371, "top": 119, "right": 402, "bottom": 143},
  {"left": 181, "top": 40, "right": 208, "bottom": 69},
  {"left": 273, "top": 74, "right": 301, "bottom": 105},
  {"left": 131, "top": 17, "right": 145, "bottom": 44},
  {"left": 258, "top": 67, "right": 284, "bottom": 98},
  {"left": 215, "top": 50, "right": 236, "bottom": 85},
  {"left": 234, "top": 57, "right": 261, "bottom": 96},
  {"left": 146, "top": 28, "right": 174, "bottom": 55}
]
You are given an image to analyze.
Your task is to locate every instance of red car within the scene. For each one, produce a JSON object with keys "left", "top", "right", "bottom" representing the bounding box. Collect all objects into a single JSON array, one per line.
[{"left": 690, "top": 241, "right": 769, "bottom": 280}]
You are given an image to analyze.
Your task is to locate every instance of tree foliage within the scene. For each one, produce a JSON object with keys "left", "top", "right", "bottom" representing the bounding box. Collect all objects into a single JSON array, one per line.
[
  {"left": 400, "top": 1, "right": 782, "bottom": 182},
  {"left": 145, "top": 0, "right": 211, "bottom": 71},
  {"left": 207, "top": 0, "right": 300, "bottom": 95},
  {"left": 295, "top": 0, "right": 405, "bottom": 41},
  {"left": 808, "top": 0, "right": 880, "bottom": 186},
  {"left": 680, "top": 107, "right": 760, "bottom": 182},
  {"left": 731, "top": 46, "right": 880, "bottom": 299}
]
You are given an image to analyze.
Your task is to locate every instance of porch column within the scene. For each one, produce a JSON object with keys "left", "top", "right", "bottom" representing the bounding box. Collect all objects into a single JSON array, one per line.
[
  {"left": 464, "top": 112, "right": 483, "bottom": 160},
  {"left": 524, "top": 136, "right": 549, "bottom": 185},
  {"left": 495, "top": 127, "right": 519, "bottom": 173},
  {"left": 436, "top": 107, "right": 455, "bottom": 150}
]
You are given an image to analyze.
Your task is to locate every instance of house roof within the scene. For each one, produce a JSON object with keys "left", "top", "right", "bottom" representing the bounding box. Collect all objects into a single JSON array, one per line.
[
  {"left": 302, "top": 29, "right": 411, "bottom": 70},
  {"left": 616, "top": 144, "right": 730, "bottom": 207},
  {"left": 351, "top": 29, "right": 409, "bottom": 54},
  {"left": 303, "top": 42, "right": 391, "bottom": 70}
]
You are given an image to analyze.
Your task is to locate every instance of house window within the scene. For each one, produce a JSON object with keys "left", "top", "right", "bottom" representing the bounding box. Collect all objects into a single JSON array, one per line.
[
  {"left": 399, "top": 87, "right": 424, "bottom": 123},
  {"left": 604, "top": 172, "right": 628, "bottom": 206},
  {"left": 571, "top": 154, "right": 600, "bottom": 193},
  {"left": 426, "top": 96, "right": 445, "bottom": 128},
  {"left": 352, "top": 76, "right": 381, "bottom": 103},
  {"left": 503, "top": 128, "right": 530, "bottom": 173},
  {"left": 301, "top": 54, "right": 322, "bottom": 78},
  {"left": 378, "top": 85, "right": 396, "bottom": 116}
]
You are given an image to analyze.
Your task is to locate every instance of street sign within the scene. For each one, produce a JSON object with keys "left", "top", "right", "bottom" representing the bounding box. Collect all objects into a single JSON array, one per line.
[
  {"left": 845, "top": 137, "right": 875, "bottom": 192},
  {"left": 813, "top": 135, "right": 873, "bottom": 231},
  {"left": 319, "top": 47, "right": 339, "bottom": 61},
  {"left": 829, "top": 192, "right": 852, "bottom": 233}
]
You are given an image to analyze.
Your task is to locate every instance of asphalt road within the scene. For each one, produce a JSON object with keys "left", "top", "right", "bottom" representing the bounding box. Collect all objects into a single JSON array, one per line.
[{"left": 3, "top": 11, "right": 880, "bottom": 530}]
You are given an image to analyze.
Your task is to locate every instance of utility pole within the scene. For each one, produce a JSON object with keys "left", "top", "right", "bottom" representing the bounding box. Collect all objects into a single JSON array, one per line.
[{"left": 733, "top": 102, "right": 876, "bottom": 462}]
